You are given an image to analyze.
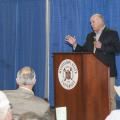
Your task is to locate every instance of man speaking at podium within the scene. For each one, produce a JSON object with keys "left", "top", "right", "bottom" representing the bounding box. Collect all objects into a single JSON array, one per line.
[{"left": 65, "top": 13, "right": 120, "bottom": 111}]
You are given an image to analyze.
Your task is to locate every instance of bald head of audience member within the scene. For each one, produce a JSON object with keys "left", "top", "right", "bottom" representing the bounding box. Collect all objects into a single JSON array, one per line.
[
  {"left": 0, "top": 91, "right": 12, "bottom": 120},
  {"left": 16, "top": 66, "right": 36, "bottom": 89}
]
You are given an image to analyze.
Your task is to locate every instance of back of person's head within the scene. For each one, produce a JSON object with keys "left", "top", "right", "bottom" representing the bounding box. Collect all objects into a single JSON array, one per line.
[
  {"left": 40, "top": 111, "right": 55, "bottom": 120},
  {"left": 0, "top": 91, "right": 12, "bottom": 120},
  {"left": 16, "top": 66, "right": 36, "bottom": 86},
  {"left": 19, "top": 112, "right": 41, "bottom": 120},
  {"left": 19, "top": 111, "right": 55, "bottom": 120}
]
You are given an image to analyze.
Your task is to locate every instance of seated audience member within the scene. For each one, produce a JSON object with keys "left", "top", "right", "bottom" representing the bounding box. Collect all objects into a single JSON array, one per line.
[
  {"left": 19, "top": 111, "right": 55, "bottom": 120},
  {"left": 19, "top": 112, "right": 41, "bottom": 120},
  {"left": 3, "top": 66, "right": 50, "bottom": 120},
  {"left": 0, "top": 91, "right": 12, "bottom": 120},
  {"left": 40, "top": 111, "right": 55, "bottom": 120}
]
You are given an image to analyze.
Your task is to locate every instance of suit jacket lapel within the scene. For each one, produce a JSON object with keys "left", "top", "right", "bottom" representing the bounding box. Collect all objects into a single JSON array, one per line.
[{"left": 98, "top": 27, "right": 108, "bottom": 42}]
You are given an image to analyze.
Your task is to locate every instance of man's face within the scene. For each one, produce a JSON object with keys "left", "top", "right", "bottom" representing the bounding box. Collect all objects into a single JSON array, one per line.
[{"left": 90, "top": 15, "right": 104, "bottom": 32}]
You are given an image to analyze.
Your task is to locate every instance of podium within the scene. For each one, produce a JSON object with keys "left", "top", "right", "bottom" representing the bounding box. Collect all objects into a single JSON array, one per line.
[{"left": 53, "top": 53, "right": 109, "bottom": 120}]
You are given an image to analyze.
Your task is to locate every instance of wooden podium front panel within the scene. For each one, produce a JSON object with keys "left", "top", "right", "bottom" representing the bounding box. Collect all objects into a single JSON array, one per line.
[
  {"left": 53, "top": 53, "right": 109, "bottom": 120},
  {"left": 54, "top": 53, "right": 84, "bottom": 120}
]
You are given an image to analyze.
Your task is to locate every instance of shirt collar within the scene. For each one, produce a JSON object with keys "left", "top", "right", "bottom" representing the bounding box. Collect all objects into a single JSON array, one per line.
[
  {"left": 95, "top": 25, "right": 105, "bottom": 34},
  {"left": 19, "top": 86, "right": 34, "bottom": 94}
]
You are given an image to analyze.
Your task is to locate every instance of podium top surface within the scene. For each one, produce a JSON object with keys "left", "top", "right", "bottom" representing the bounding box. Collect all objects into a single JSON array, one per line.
[{"left": 53, "top": 52, "right": 94, "bottom": 55}]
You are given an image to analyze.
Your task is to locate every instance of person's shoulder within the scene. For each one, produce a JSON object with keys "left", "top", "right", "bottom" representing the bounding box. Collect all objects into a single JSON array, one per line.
[
  {"left": 104, "top": 27, "right": 118, "bottom": 33},
  {"left": 3, "top": 89, "right": 18, "bottom": 95},
  {"left": 31, "top": 96, "right": 50, "bottom": 106},
  {"left": 103, "top": 27, "right": 119, "bottom": 38},
  {"left": 29, "top": 96, "right": 50, "bottom": 112},
  {"left": 87, "top": 32, "right": 95, "bottom": 38},
  {"left": 88, "top": 31, "right": 95, "bottom": 35},
  {"left": 3, "top": 89, "right": 22, "bottom": 100}
]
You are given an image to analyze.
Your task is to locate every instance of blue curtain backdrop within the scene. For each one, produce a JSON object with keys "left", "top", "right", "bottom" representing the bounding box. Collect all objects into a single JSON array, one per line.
[
  {"left": 0, "top": 0, "right": 46, "bottom": 98},
  {"left": 1, "top": 0, "right": 120, "bottom": 107},
  {"left": 50, "top": 0, "right": 120, "bottom": 107}
]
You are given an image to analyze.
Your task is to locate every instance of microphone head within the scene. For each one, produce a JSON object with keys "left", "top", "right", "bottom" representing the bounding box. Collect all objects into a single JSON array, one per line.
[{"left": 93, "top": 36, "right": 96, "bottom": 40}]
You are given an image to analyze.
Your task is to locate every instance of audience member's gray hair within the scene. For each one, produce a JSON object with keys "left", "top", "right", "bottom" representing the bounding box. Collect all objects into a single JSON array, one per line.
[
  {"left": 16, "top": 66, "right": 36, "bottom": 85},
  {"left": 19, "top": 111, "right": 55, "bottom": 120},
  {"left": 19, "top": 112, "right": 41, "bottom": 120},
  {"left": 0, "top": 91, "right": 12, "bottom": 120},
  {"left": 40, "top": 111, "right": 55, "bottom": 120}
]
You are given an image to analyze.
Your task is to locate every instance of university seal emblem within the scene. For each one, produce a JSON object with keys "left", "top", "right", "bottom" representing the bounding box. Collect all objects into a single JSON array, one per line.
[{"left": 58, "top": 59, "right": 78, "bottom": 90}]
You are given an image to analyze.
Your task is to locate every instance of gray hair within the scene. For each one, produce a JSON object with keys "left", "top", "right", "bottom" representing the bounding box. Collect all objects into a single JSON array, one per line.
[
  {"left": 19, "top": 112, "right": 41, "bottom": 120},
  {"left": 40, "top": 111, "right": 55, "bottom": 120},
  {"left": 19, "top": 111, "right": 55, "bottom": 120},
  {"left": 91, "top": 13, "right": 105, "bottom": 22},
  {"left": 16, "top": 66, "right": 36, "bottom": 85}
]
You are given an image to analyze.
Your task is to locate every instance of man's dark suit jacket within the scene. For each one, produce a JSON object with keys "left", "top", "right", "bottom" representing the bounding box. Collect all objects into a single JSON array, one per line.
[{"left": 74, "top": 27, "right": 120, "bottom": 77}]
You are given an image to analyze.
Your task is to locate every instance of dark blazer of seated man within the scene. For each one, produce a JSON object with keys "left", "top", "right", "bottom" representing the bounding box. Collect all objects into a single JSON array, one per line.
[{"left": 4, "top": 66, "right": 50, "bottom": 120}]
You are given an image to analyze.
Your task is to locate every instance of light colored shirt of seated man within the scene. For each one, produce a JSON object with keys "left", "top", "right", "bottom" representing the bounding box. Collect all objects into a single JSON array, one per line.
[{"left": 105, "top": 110, "right": 120, "bottom": 120}]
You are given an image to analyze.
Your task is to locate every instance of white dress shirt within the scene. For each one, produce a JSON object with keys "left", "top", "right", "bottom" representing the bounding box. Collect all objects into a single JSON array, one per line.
[{"left": 93, "top": 25, "right": 105, "bottom": 53}]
